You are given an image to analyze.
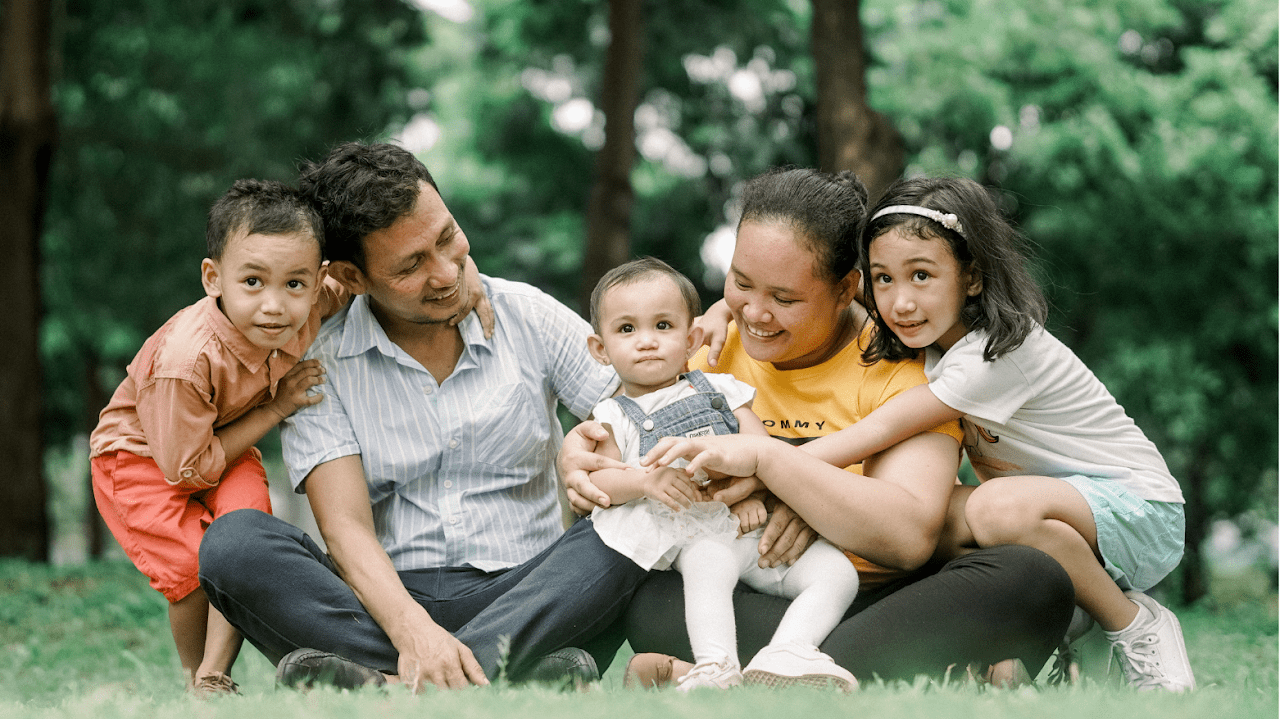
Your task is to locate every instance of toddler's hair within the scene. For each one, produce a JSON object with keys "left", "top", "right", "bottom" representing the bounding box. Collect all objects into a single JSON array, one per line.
[
  {"left": 738, "top": 167, "right": 869, "bottom": 284},
  {"left": 590, "top": 257, "right": 701, "bottom": 333},
  {"left": 298, "top": 141, "right": 439, "bottom": 270},
  {"left": 206, "top": 179, "right": 324, "bottom": 261},
  {"left": 860, "top": 176, "right": 1047, "bottom": 363}
]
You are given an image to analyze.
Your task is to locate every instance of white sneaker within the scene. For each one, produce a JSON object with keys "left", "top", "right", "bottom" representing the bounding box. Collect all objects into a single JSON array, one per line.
[
  {"left": 743, "top": 642, "right": 858, "bottom": 692},
  {"left": 675, "top": 659, "right": 743, "bottom": 691},
  {"left": 1105, "top": 591, "right": 1196, "bottom": 692}
]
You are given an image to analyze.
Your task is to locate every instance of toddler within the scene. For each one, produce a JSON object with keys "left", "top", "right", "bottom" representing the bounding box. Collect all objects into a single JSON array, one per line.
[{"left": 585, "top": 257, "right": 860, "bottom": 691}]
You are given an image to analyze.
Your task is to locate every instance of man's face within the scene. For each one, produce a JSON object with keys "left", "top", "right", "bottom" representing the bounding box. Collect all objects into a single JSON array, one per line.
[{"left": 343, "top": 181, "right": 471, "bottom": 328}]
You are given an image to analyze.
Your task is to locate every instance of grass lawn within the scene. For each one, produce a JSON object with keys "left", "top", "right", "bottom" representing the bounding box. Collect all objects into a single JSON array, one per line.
[{"left": 1, "top": 559, "right": 1275, "bottom": 719}]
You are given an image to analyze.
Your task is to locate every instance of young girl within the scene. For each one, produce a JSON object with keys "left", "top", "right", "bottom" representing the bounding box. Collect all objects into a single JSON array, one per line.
[
  {"left": 585, "top": 257, "right": 860, "bottom": 692},
  {"left": 798, "top": 176, "right": 1194, "bottom": 692}
]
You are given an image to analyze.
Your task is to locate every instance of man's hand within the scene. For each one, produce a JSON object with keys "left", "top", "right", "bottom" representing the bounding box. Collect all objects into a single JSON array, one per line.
[
  {"left": 690, "top": 298, "right": 734, "bottom": 368},
  {"left": 729, "top": 495, "right": 768, "bottom": 535},
  {"left": 757, "top": 501, "right": 818, "bottom": 568},
  {"left": 395, "top": 621, "right": 489, "bottom": 691},
  {"left": 558, "top": 421, "right": 628, "bottom": 514},
  {"left": 451, "top": 255, "right": 495, "bottom": 339},
  {"left": 266, "top": 359, "right": 326, "bottom": 420},
  {"left": 643, "top": 467, "right": 700, "bottom": 512}
]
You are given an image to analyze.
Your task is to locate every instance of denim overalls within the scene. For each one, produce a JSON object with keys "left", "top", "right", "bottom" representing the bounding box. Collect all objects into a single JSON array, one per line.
[{"left": 613, "top": 370, "right": 739, "bottom": 458}]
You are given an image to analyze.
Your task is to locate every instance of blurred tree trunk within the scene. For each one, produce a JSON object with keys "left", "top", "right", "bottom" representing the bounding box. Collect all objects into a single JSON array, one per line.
[
  {"left": 0, "top": 0, "right": 54, "bottom": 560},
  {"left": 811, "top": 0, "right": 903, "bottom": 200},
  {"left": 84, "top": 351, "right": 109, "bottom": 558},
  {"left": 1180, "top": 445, "right": 1208, "bottom": 604},
  {"left": 579, "top": 0, "right": 644, "bottom": 316}
]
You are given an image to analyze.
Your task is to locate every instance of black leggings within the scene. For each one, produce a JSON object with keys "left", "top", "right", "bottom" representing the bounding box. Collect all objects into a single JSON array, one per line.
[{"left": 625, "top": 544, "right": 1074, "bottom": 682}]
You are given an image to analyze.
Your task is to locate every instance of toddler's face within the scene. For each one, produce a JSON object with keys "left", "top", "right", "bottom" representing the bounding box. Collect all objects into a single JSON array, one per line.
[
  {"left": 590, "top": 275, "right": 694, "bottom": 397},
  {"left": 202, "top": 229, "right": 325, "bottom": 352}
]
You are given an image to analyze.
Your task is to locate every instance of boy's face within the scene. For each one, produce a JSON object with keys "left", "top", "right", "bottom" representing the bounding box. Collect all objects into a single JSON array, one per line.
[
  {"left": 588, "top": 275, "right": 696, "bottom": 397},
  {"left": 201, "top": 229, "right": 325, "bottom": 352}
]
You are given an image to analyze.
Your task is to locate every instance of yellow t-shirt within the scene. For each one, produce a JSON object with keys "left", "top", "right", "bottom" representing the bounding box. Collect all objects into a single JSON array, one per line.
[{"left": 690, "top": 322, "right": 963, "bottom": 587}]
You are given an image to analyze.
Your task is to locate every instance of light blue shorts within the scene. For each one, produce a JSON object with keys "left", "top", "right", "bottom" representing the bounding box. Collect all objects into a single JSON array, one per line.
[{"left": 1060, "top": 475, "right": 1185, "bottom": 592}]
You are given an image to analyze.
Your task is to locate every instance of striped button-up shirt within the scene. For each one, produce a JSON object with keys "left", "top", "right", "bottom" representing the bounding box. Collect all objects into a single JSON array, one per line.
[{"left": 281, "top": 276, "right": 618, "bottom": 571}]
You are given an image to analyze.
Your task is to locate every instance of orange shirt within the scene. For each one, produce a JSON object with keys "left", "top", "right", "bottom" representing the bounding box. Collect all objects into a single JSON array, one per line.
[
  {"left": 691, "top": 322, "right": 963, "bottom": 588},
  {"left": 90, "top": 282, "right": 347, "bottom": 489}
]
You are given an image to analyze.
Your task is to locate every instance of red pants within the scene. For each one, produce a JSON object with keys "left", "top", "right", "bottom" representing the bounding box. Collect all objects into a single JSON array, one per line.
[{"left": 92, "top": 450, "right": 272, "bottom": 602}]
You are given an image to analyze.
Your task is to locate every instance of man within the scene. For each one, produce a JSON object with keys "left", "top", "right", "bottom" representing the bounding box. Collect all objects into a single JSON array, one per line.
[{"left": 199, "top": 142, "right": 646, "bottom": 691}]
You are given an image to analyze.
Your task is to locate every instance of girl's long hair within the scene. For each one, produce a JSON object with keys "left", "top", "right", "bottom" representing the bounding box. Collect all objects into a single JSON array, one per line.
[{"left": 859, "top": 177, "right": 1047, "bottom": 363}]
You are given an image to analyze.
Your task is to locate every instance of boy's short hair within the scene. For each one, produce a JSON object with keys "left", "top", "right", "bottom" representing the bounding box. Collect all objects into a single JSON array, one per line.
[
  {"left": 206, "top": 179, "right": 324, "bottom": 261},
  {"left": 589, "top": 257, "right": 701, "bottom": 333}
]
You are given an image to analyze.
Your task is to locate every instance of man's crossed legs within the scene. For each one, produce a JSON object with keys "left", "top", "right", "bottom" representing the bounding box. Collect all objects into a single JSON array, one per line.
[{"left": 199, "top": 509, "right": 647, "bottom": 687}]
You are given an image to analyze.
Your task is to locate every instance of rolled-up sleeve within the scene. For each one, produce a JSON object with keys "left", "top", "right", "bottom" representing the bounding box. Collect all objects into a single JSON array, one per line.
[{"left": 136, "top": 374, "right": 227, "bottom": 489}]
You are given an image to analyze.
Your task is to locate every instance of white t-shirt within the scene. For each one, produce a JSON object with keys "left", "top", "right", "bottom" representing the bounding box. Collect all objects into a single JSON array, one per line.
[
  {"left": 925, "top": 327, "right": 1184, "bottom": 504},
  {"left": 593, "top": 372, "right": 756, "bottom": 465}
]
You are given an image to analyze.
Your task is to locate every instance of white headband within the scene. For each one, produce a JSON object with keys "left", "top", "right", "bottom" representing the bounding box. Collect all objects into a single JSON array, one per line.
[{"left": 871, "top": 205, "right": 965, "bottom": 238}]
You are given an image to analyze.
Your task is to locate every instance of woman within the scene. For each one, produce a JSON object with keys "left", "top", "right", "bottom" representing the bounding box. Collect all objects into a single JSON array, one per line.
[{"left": 563, "top": 167, "right": 1073, "bottom": 686}]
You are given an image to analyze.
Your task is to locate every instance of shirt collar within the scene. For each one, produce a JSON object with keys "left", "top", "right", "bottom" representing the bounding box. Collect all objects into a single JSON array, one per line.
[
  {"left": 199, "top": 296, "right": 277, "bottom": 373},
  {"left": 336, "top": 286, "right": 495, "bottom": 361}
]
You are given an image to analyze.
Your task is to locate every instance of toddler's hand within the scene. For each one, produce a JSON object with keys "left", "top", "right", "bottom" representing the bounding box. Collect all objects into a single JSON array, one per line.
[
  {"left": 730, "top": 495, "right": 768, "bottom": 535},
  {"left": 643, "top": 467, "right": 700, "bottom": 512},
  {"left": 267, "top": 359, "right": 325, "bottom": 420}
]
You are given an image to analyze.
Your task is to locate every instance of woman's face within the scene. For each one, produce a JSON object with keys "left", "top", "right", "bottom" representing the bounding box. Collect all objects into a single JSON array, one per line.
[{"left": 723, "top": 220, "right": 856, "bottom": 370}]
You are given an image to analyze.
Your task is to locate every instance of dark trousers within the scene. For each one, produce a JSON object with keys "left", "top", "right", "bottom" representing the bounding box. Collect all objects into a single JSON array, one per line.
[
  {"left": 199, "top": 509, "right": 647, "bottom": 680},
  {"left": 626, "top": 544, "right": 1075, "bottom": 682}
]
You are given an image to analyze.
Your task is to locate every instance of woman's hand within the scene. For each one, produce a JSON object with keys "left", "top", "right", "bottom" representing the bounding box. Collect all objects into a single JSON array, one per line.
[
  {"left": 757, "top": 500, "right": 818, "bottom": 568},
  {"left": 690, "top": 298, "right": 734, "bottom": 368}
]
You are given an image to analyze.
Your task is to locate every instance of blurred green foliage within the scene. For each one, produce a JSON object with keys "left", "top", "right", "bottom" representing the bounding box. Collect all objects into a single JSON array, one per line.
[
  {"left": 41, "top": 0, "right": 1276, "bottom": 585},
  {"left": 43, "top": 0, "right": 427, "bottom": 440}
]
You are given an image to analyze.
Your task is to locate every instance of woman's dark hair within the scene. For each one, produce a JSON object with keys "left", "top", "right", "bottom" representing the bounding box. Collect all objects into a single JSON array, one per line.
[
  {"left": 206, "top": 179, "right": 323, "bottom": 261},
  {"left": 297, "top": 141, "right": 438, "bottom": 269},
  {"left": 737, "top": 167, "right": 869, "bottom": 284},
  {"left": 859, "top": 176, "right": 1047, "bottom": 363}
]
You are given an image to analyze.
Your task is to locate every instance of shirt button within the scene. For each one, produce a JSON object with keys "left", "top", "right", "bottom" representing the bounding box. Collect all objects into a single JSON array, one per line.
[
  {"left": 448, "top": 439, "right": 459, "bottom": 449},
  {"left": 443, "top": 480, "right": 453, "bottom": 489},
  {"left": 642, "top": 419, "right": 654, "bottom": 431},
  {"left": 424, "top": 386, "right": 434, "bottom": 395},
  {"left": 181, "top": 469, "right": 193, "bottom": 478},
  {"left": 449, "top": 516, "right": 459, "bottom": 525}
]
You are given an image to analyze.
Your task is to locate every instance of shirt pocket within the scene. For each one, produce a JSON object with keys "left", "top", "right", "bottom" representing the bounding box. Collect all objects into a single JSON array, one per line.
[{"left": 473, "top": 382, "right": 550, "bottom": 472}]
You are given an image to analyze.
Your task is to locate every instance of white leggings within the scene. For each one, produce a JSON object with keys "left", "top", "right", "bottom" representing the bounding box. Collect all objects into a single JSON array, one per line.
[{"left": 672, "top": 531, "right": 860, "bottom": 665}]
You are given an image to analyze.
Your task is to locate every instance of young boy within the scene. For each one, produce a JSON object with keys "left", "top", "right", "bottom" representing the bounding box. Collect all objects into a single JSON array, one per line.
[
  {"left": 583, "top": 257, "right": 861, "bottom": 691},
  {"left": 89, "top": 179, "right": 346, "bottom": 696}
]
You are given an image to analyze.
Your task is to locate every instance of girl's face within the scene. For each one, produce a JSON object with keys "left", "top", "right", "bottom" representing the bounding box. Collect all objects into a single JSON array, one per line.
[
  {"left": 723, "top": 220, "right": 856, "bottom": 370},
  {"left": 867, "top": 227, "right": 980, "bottom": 352}
]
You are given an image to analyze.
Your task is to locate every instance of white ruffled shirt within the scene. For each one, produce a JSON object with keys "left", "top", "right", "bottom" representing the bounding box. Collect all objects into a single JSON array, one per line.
[{"left": 591, "top": 373, "right": 756, "bottom": 570}]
